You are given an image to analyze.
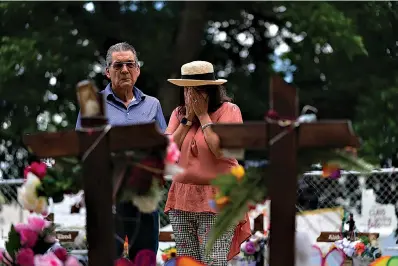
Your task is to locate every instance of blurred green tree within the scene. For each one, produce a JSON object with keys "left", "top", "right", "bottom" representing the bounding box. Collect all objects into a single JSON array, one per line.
[{"left": 0, "top": 1, "right": 395, "bottom": 179}]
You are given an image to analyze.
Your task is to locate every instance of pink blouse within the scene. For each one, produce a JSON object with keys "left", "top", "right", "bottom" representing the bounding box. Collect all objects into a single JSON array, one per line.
[{"left": 164, "top": 102, "right": 251, "bottom": 260}]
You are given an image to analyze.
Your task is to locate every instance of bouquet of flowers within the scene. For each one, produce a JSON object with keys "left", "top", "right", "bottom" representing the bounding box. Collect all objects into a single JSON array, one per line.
[
  {"left": 18, "top": 160, "right": 81, "bottom": 215},
  {"left": 114, "top": 135, "right": 182, "bottom": 213},
  {"left": 161, "top": 246, "right": 177, "bottom": 263},
  {"left": 230, "top": 232, "right": 267, "bottom": 266},
  {"left": 19, "top": 135, "right": 182, "bottom": 215},
  {"left": 206, "top": 148, "right": 374, "bottom": 253},
  {"left": 333, "top": 238, "right": 359, "bottom": 258},
  {"left": 333, "top": 234, "right": 381, "bottom": 266},
  {"left": 0, "top": 215, "right": 81, "bottom": 266},
  {"left": 352, "top": 235, "right": 382, "bottom": 265},
  {"left": 114, "top": 236, "right": 157, "bottom": 266}
]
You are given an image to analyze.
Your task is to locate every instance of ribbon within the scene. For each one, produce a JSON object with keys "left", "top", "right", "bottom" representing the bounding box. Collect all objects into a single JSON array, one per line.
[
  {"left": 265, "top": 105, "right": 318, "bottom": 146},
  {"left": 79, "top": 124, "right": 112, "bottom": 161}
]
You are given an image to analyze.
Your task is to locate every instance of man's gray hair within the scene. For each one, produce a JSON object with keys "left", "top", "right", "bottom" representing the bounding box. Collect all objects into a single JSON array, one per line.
[{"left": 106, "top": 42, "right": 138, "bottom": 67}]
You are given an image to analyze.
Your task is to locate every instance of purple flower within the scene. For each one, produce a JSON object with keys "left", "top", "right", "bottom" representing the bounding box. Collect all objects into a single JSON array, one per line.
[
  {"left": 330, "top": 169, "right": 341, "bottom": 179},
  {"left": 244, "top": 241, "right": 256, "bottom": 255},
  {"left": 208, "top": 200, "right": 218, "bottom": 211}
]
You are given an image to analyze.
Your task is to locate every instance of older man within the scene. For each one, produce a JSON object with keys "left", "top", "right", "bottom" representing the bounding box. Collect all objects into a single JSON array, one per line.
[{"left": 76, "top": 42, "right": 166, "bottom": 260}]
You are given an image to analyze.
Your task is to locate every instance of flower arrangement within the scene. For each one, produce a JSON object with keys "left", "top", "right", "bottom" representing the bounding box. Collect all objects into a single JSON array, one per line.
[
  {"left": 333, "top": 234, "right": 381, "bottom": 265},
  {"left": 19, "top": 136, "right": 182, "bottom": 215},
  {"left": 353, "top": 235, "right": 381, "bottom": 262},
  {"left": 231, "top": 232, "right": 267, "bottom": 266},
  {"left": 114, "top": 135, "right": 182, "bottom": 213},
  {"left": 18, "top": 160, "right": 82, "bottom": 215},
  {"left": 333, "top": 238, "right": 358, "bottom": 258},
  {"left": 114, "top": 236, "right": 157, "bottom": 266},
  {"left": 161, "top": 246, "right": 177, "bottom": 263},
  {"left": 0, "top": 215, "right": 81, "bottom": 266},
  {"left": 206, "top": 149, "right": 374, "bottom": 253}
]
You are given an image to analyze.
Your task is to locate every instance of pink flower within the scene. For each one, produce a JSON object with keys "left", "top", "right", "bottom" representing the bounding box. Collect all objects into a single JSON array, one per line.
[
  {"left": 23, "top": 166, "right": 32, "bottom": 179},
  {"left": 244, "top": 241, "right": 256, "bottom": 255},
  {"left": 2, "top": 250, "right": 13, "bottom": 266},
  {"left": 16, "top": 248, "right": 34, "bottom": 266},
  {"left": 115, "top": 258, "right": 134, "bottom": 266},
  {"left": 15, "top": 224, "right": 38, "bottom": 248},
  {"left": 53, "top": 247, "right": 68, "bottom": 262},
  {"left": 30, "top": 162, "right": 47, "bottom": 179},
  {"left": 64, "top": 256, "right": 81, "bottom": 266},
  {"left": 34, "top": 253, "right": 63, "bottom": 266},
  {"left": 24, "top": 162, "right": 47, "bottom": 179},
  {"left": 14, "top": 223, "right": 29, "bottom": 232},
  {"left": 165, "top": 136, "right": 180, "bottom": 163},
  {"left": 0, "top": 249, "right": 3, "bottom": 263},
  {"left": 27, "top": 215, "right": 50, "bottom": 232}
]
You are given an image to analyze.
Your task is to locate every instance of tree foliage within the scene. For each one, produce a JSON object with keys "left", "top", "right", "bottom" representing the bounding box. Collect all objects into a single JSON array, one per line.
[{"left": 0, "top": 1, "right": 396, "bottom": 179}]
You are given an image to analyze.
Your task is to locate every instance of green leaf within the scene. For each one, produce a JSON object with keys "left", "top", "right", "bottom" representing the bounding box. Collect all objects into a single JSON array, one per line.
[
  {"left": 205, "top": 167, "right": 268, "bottom": 254},
  {"left": 31, "top": 237, "right": 54, "bottom": 255},
  {"left": 51, "top": 192, "right": 64, "bottom": 203},
  {"left": 210, "top": 174, "right": 236, "bottom": 187},
  {"left": 5, "top": 225, "right": 21, "bottom": 260}
]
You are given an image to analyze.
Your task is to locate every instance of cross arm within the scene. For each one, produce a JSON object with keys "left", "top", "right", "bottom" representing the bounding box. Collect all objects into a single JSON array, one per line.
[
  {"left": 299, "top": 120, "right": 360, "bottom": 148},
  {"left": 211, "top": 120, "right": 360, "bottom": 150},
  {"left": 23, "top": 122, "right": 168, "bottom": 158},
  {"left": 211, "top": 122, "right": 268, "bottom": 149},
  {"left": 23, "top": 130, "right": 79, "bottom": 158}
]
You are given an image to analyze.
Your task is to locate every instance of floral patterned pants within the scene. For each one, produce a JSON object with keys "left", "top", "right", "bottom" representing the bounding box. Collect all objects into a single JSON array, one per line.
[{"left": 169, "top": 209, "right": 235, "bottom": 266}]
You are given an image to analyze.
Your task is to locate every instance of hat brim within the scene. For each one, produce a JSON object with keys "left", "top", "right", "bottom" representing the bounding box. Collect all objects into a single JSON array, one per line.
[{"left": 167, "top": 79, "right": 227, "bottom": 87}]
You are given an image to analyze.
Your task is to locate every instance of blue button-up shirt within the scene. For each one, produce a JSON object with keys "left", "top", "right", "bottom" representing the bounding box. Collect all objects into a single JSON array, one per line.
[
  {"left": 75, "top": 84, "right": 166, "bottom": 253},
  {"left": 76, "top": 84, "right": 167, "bottom": 132}
]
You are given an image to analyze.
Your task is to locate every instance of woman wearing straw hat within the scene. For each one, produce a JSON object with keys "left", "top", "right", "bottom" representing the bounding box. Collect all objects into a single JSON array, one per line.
[{"left": 164, "top": 61, "right": 251, "bottom": 265}]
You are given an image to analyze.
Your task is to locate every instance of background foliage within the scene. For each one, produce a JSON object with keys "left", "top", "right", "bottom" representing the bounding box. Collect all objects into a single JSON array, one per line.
[{"left": 1, "top": 1, "right": 397, "bottom": 180}]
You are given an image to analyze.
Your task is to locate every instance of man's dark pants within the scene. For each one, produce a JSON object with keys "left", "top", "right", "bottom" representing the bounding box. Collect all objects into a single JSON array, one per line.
[{"left": 114, "top": 202, "right": 159, "bottom": 259}]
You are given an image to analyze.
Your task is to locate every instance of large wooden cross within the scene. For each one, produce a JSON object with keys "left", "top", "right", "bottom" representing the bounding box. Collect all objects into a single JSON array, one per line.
[
  {"left": 22, "top": 81, "right": 168, "bottom": 266},
  {"left": 211, "top": 75, "right": 361, "bottom": 266}
]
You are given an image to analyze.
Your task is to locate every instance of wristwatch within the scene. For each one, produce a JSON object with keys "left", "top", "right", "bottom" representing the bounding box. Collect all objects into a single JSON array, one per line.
[{"left": 181, "top": 117, "right": 192, "bottom": 127}]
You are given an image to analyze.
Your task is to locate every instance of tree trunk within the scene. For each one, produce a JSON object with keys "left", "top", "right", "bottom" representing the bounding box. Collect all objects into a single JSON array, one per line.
[{"left": 158, "top": 1, "right": 209, "bottom": 117}]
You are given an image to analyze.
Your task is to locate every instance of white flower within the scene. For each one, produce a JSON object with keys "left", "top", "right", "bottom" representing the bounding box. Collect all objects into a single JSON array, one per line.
[
  {"left": 34, "top": 197, "right": 48, "bottom": 214},
  {"left": 164, "top": 163, "right": 184, "bottom": 177},
  {"left": 17, "top": 174, "right": 48, "bottom": 214},
  {"left": 132, "top": 189, "right": 163, "bottom": 213},
  {"left": 74, "top": 229, "right": 86, "bottom": 246},
  {"left": 18, "top": 186, "right": 37, "bottom": 210},
  {"left": 25, "top": 172, "right": 41, "bottom": 191}
]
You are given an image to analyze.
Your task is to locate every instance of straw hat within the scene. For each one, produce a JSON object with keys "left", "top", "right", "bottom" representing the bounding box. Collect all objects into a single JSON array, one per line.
[{"left": 168, "top": 61, "right": 227, "bottom": 87}]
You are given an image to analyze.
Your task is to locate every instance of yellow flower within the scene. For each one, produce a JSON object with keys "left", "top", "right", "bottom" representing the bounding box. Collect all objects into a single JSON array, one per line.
[
  {"left": 216, "top": 196, "right": 229, "bottom": 205},
  {"left": 168, "top": 248, "right": 177, "bottom": 257},
  {"left": 231, "top": 165, "right": 245, "bottom": 180},
  {"left": 34, "top": 196, "right": 48, "bottom": 214}
]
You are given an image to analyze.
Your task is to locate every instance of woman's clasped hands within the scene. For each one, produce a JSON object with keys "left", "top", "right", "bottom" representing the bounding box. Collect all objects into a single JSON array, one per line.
[{"left": 185, "top": 87, "right": 208, "bottom": 119}]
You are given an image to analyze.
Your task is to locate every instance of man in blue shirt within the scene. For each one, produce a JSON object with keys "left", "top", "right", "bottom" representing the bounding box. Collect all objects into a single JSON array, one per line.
[{"left": 76, "top": 42, "right": 166, "bottom": 260}]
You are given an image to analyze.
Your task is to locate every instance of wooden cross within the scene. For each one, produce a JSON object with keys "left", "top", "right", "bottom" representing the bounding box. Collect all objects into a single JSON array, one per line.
[
  {"left": 22, "top": 81, "right": 168, "bottom": 266},
  {"left": 211, "top": 75, "right": 361, "bottom": 266}
]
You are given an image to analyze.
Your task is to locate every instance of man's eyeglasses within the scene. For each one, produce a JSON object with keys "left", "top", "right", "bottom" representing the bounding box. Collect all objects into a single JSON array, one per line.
[{"left": 110, "top": 61, "right": 139, "bottom": 70}]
